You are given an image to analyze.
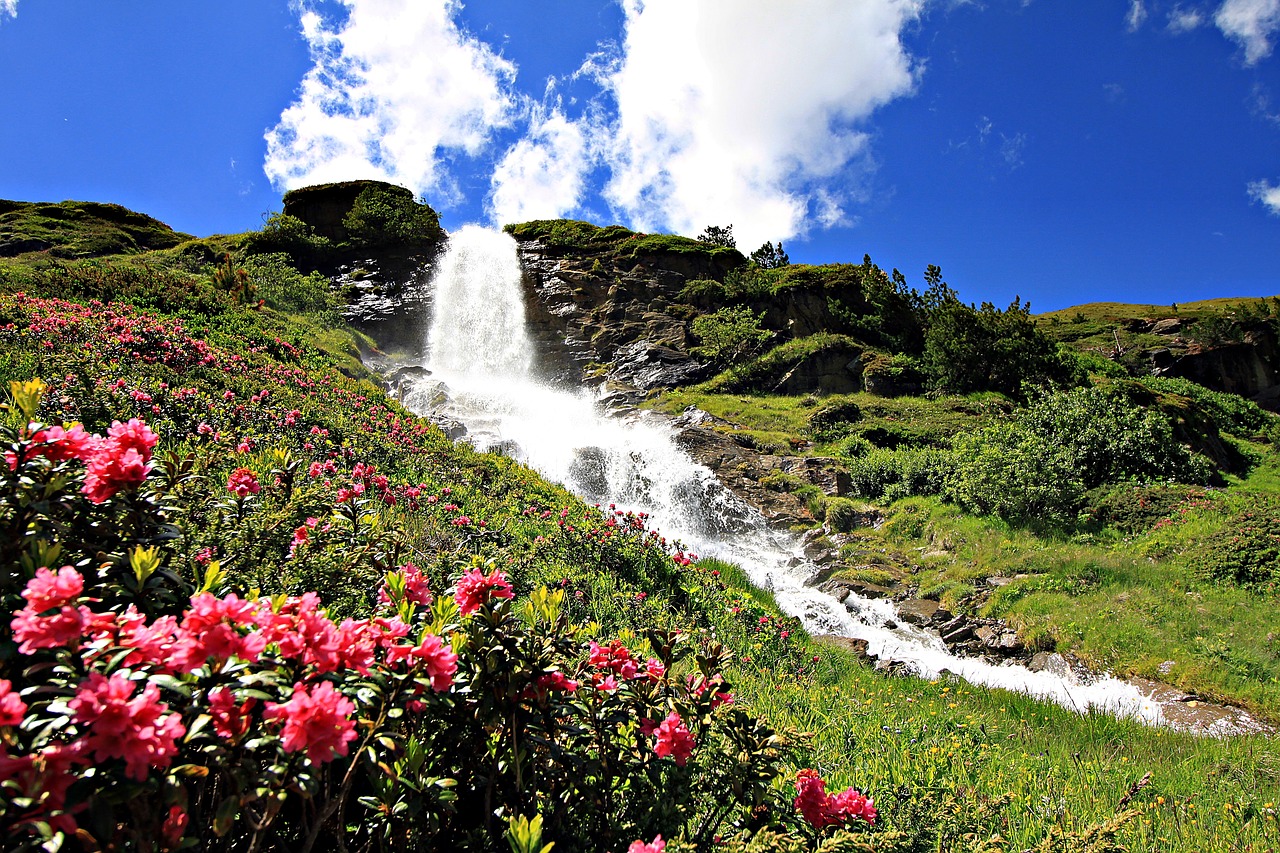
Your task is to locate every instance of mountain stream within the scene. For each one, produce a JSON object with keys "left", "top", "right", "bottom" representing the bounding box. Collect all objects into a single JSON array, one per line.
[{"left": 389, "top": 225, "right": 1265, "bottom": 736}]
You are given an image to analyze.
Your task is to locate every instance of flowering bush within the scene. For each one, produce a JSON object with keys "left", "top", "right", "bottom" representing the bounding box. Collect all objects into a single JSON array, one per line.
[{"left": 0, "top": 385, "right": 876, "bottom": 851}]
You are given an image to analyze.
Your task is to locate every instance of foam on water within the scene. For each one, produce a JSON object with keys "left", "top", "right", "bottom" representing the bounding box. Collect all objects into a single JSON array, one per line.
[{"left": 405, "top": 225, "right": 1170, "bottom": 726}]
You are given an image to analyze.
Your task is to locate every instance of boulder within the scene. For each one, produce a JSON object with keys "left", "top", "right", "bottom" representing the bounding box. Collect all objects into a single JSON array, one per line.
[{"left": 896, "top": 599, "right": 954, "bottom": 626}]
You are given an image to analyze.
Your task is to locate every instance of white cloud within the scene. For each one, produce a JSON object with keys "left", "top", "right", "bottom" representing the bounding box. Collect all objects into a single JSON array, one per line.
[
  {"left": 0, "top": 1, "right": 16, "bottom": 19},
  {"left": 1167, "top": 6, "right": 1206, "bottom": 32},
  {"left": 1126, "top": 0, "right": 1148, "bottom": 31},
  {"left": 1249, "top": 179, "right": 1280, "bottom": 213},
  {"left": 1215, "top": 0, "right": 1280, "bottom": 63},
  {"left": 264, "top": 0, "right": 516, "bottom": 199},
  {"left": 588, "top": 0, "right": 924, "bottom": 251},
  {"left": 488, "top": 104, "right": 595, "bottom": 223}
]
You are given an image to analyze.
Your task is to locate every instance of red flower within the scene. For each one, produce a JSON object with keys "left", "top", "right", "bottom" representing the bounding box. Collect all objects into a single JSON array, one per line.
[
  {"left": 628, "top": 836, "right": 666, "bottom": 853},
  {"left": 81, "top": 419, "right": 158, "bottom": 503},
  {"left": 208, "top": 686, "right": 255, "bottom": 739},
  {"left": 264, "top": 681, "right": 357, "bottom": 764},
  {"left": 226, "top": 467, "right": 261, "bottom": 497},
  {"left": 588, "top": 639, "right": 639, "bottom": 679},
  {"left": 653, "top": 711, "right": 694, "bottom": 766},
  {"left": 161, "top": 805, "right": 189, "bottom": 850},
  {"left": 69, "top": 672, "right": 186, "bottom": 781},
  {"left": 454, "top": 567, "right": 514, "bottom": 615},
  {"left": 0, "top": 679, "right": 27, "bottom": 727},
  {"left": 794, "top": 769, "right": 876, "bottom": 829},
  {"left": 10, "top": 567, "right": 93, "bottom": 654}
]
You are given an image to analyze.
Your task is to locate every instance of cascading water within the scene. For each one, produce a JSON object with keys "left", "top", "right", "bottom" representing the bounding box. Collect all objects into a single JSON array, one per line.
[{"left": 397, "top": 225, "right": 1248, "bottom": 733}]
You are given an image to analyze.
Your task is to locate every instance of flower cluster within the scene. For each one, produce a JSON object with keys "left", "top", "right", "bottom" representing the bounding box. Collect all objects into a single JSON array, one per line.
[
  {"left": 454, "top": 565, "right": 514, "bottom": 615},
  {"left": 794, "top": 769, "right": 877, "bottom": 829},
  {"left": 10, "top": 415, "right": 159, "bottom": 504}
]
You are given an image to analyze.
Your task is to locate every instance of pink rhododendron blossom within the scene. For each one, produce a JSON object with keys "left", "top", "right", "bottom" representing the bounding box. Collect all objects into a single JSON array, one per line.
[
  {"left": 10, "top": 568, "right": 94, "bottom": 654},
  {"left": 21, "top": 565, "right": 84, "bottom": 612},
  {"left": 258, "top": 592, "right": 344, "bottom": 672},
  {"left": 385, "top": 633, "right": 457, "bottom": 691},
  {"left": 69, "top": 672, "right": 185, "bottom": 781},
  {"left": 536, "top": 672, "right": 578, "bottom": 693},
  {"left": 377, "top": 562, "right": 433, "bottom": 607},
  {"left": 263, "top": 681, "right": 357, "bottom": 764},
  {"left": 689, "top": 674, "right": 734, "bottom": 709},
  {"left": 588, "top": 640, "right": 639, "bottom": 679},
  {"left": 30, "top": 423, "right": 98, "bottom": 462},
  {"left": 81, "top": 419, "right": 158, "bottom": 503},
  {"left": 94, "top": 607, "right": 179, "bottom": 672},
  {"left": 794, "top": 769, "right": 876, "bottom": 828},
  {"left": 0, "top": 741, "right": 87, "bottom": 835},
  {"left": 653, "top": 711, "right": 694, "bottom": 766},
  {"left": 161, "top": 805, "right": 189, "bottom": 849},
  {"left": 628, "top": 837, "right": 665, "bottom": 853},
  {"left": 644, "top": 658, "right": 666, "bottom": 682},
  {"left": 167, "top": 593, "right": 265, "bottom": 672},
  {"left": 0, "top": 679, "right": 27, "bottom": 727},
  {"left": 226, "top": 467, "right": 261, "bottom": 497},
  {"left": 454, "top": 567, "right": 514, "bottom": 615},
  {"left": 208, "top": 686, "right": 255, "bottom": 739}
]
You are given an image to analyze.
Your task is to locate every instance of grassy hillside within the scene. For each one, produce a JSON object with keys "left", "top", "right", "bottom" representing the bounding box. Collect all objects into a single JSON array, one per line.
[{"left": 0, "top": 203, "right": 1276, "bottom": 851}]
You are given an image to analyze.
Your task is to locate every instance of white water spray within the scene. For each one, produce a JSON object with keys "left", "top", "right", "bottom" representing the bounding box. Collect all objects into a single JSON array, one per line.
[{"left": 400, "top": 226, "right": 1246, "bottom": 733}]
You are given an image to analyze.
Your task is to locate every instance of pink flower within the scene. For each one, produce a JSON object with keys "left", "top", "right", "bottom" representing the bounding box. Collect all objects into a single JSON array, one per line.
[
  {"left": 227, "top": 467, "right": 261, "bottom": 497},
  {"left": 794, "top": 769, "right": 876, "bottom": 829},
  {"left": 10, "top": 569, "right": 93, "bottom": 654},
  {"left": 81, "top": 419, "right": 158, "bottom": 503},
  {"left": 588, "top": 640, "right": 639, "bottom": 679},
  {"left": 208, "top": 686, "right": 255, "bottom": 739},
  {"left": 653, "top": 711, "right": 694, "bottom": 767},
  {"left": 377, "top": 562, "right": 433, "bottom": 608},
  {"left": 535, "top": 672, "right": 578, "bottom": 694},
  {"left": 628, "top": 836, "right": 666, "bottom": 853},
  {"left": 0, "top": 679, "right": 27, "bottom": 727},
  {"left": 0, "top": 742, "right": 87, "bottom": 835},
  {"left": 167, "top": 593, "right": 265, "bottom": 672},
  {"left": 644, "top": 658, "right": 666, "bottom": 683},
  {"left": 264, "top": 681, "right": 357, "bottom": 764},
  {"left": 385, "top": 633, "right": 457, "bottom": 692},
  {"left": 69, "top": 672, "right": 186, "bottom": 781},
  {"left": 31, "top": 423, "right": 98, "bottom": 462},
  {"left": 19, "top": 565, "right": 83, "bottom": 612},
  {"left": 454, "top": 567, "right": 514, "bottom": 615}
]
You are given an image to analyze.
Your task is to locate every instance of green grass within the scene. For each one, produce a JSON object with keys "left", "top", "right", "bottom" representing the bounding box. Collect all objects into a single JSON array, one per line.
[
  {"left": 649, "top": 389, "right": 1007, "bottom": 456},
  {"left": 0, "top": 199, "right": 191, "bottom": 258},
  {"left": 504, "top": 218, "right": 744, "bottom": 266},
  {"left": 835, "top": 486, "right": 1280, "bottom": 720}
]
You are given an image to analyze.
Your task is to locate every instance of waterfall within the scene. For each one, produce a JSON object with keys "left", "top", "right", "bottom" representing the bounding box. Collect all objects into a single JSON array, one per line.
[
  {"left": 398, "top": 226, "right": 1250, "bottom": 734},
  {"left": 426, "top": 226, "right": 534, "bottom": 377}
]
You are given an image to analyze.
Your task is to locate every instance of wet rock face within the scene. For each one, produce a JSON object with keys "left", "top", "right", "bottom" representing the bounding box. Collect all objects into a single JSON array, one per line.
[
  {"left": 515, "top": 239, "right": 713, "bottom": 390},
  {"left": 341, "top": 255, "right": 438, "bottom": 358}
]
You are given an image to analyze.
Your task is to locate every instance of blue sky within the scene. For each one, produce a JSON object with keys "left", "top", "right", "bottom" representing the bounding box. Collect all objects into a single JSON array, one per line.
[{"left": 0, "top": 0, "right": 1277, "bottom": 312}]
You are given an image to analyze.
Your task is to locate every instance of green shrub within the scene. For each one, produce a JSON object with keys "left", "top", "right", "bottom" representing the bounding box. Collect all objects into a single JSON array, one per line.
[
  {"left": 1141, "top": 375, "right": 1275, "bottom": 438},
  {"left": 1081, "top": 483, "right": 1204, "bottom": 533},
  {"left": 1018, "top": 385, "right": 1212, "bottom": 488},
  {"left": 947, "top": 422, "right": 1084, "bottom": 527},
  {"left": 690, "top": 305, "right": 773, "bottom": 365},
  {"left": 244, "top": 211, "right": 333, "bottom": 259},
  {"left": 845, "top": 447, "right": 952, "bottom": 501},
  {"left": 343, "top": 183, "right": 443, "bottom": 248},
  {"left": 1196, "top": 499, "right": 1280, "bottom": 588},
  {"left": 241, "top": 252, "right": 340, "bottom": 316}
]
